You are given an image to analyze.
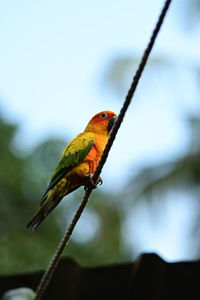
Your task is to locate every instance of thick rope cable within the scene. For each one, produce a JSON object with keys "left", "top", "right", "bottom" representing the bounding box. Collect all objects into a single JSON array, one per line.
[{"left": 34, "top": 0, "right": 172, "bottom": 299}]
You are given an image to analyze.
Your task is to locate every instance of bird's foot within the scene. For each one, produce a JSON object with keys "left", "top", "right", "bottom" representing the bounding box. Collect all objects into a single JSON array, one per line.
[
  {"left": 96, "top": 176, "right": 103, "bottom": 186},
  {"left": 83, "top": 175, "right": 103, "bottom": 191}
]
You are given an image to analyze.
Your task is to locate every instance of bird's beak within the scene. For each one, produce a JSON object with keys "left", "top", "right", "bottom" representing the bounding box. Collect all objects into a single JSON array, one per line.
[{"left": 107, "top": 116, "right": 117, "bottom": 132}]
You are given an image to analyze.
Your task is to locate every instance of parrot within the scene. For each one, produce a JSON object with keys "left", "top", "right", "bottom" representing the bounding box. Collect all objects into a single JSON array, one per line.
[{"left": 26, "top": 110, "right": 117, "bottom": 230}]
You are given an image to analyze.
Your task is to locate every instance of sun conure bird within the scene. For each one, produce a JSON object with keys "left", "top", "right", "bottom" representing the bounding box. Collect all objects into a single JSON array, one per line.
[{"left": 26, "top": 111, "right": 117, "bottom": 230}]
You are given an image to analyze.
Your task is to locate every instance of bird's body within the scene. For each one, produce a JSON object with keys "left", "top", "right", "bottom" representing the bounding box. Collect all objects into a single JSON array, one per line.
[{"left": 26, "top": 111, "right": 117, "bottom": 230}]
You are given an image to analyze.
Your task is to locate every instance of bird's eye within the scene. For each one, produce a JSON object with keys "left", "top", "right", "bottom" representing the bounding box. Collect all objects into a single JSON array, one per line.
[{"left": 101, "top": 113, "right": 107, "bottom": 119}]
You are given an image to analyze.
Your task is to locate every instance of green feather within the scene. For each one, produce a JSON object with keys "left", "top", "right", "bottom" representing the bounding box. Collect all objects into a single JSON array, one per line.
[{"left": 40, "top": 139, "right": 94, "bottom": 203}]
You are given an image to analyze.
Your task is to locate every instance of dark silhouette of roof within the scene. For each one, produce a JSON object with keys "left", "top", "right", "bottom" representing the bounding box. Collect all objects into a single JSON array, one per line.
[{"left": 1, "top": 253, "right": 200, "bottom": 300}]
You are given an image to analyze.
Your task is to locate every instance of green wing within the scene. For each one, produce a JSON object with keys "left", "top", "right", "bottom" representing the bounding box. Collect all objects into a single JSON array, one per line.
[{"left": 41, "top": 133, "right": 95, "bottom": 202}]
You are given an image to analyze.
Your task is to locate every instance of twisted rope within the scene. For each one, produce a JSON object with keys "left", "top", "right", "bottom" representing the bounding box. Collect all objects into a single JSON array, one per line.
[{"left": 35, "top": 0, "right": 172, "bottom": 298}]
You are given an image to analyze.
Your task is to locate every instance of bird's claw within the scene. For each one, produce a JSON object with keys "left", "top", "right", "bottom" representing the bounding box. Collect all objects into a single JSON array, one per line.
[
  {"left": 84, "top": 175, "right": 103, "bottom": 191},
  {"left": 96, "top": 176, "right": 103, "bottom": 185}
]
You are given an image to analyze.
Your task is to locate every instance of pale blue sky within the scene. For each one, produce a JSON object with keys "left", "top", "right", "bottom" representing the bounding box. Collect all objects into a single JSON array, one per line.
[{"left": 1, "top": 0, "right": 200, "bottom": 261}]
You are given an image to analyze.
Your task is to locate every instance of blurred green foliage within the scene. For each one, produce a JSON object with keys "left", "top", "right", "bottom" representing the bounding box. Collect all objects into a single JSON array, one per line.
[
  {"left": 123, "top": 116, "right": 200, "bottom": 257},
  {"left": 0, "top": 113, "right": 131, "bottom": 275},
  {"left": 1, "top": 0, "right": 200, "bottom": 275}
]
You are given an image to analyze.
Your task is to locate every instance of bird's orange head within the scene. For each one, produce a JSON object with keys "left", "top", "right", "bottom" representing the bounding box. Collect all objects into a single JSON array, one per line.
[{"left": 84, "top": 111, "right": 117, "bottom": 135}]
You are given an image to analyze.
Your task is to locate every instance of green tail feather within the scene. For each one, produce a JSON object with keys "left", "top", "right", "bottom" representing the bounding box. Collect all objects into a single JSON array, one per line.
[
  {"left": 26, "top": 186, "right": 80, "bottom": 230},
  {"left": 26, "top": 194, "right": 61, "bottom": 230}
]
